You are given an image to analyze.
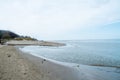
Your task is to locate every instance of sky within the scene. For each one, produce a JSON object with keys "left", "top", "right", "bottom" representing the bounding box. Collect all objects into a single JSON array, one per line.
[{"left": 0, "top": 0, "right": 120, "bottom": 40}]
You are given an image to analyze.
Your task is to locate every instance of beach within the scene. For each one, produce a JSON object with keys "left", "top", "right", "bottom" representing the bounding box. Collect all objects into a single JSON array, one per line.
[
  {"left": 6, "top": 40, "right": 65, "bottom": 46},
  {"left": 0, "top": 45, "right": 81, "bottom": 80},
  {"left": 0, "top": 45, "right": 49, "bottom": 80},
  {"left": 0, "top": 40, "right": 120, "bottom": 80}
]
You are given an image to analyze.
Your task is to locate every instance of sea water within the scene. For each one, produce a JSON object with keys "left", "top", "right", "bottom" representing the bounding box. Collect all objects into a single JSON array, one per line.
[{"left": 20, "top": 39, "right": 120, "bottom": 68}]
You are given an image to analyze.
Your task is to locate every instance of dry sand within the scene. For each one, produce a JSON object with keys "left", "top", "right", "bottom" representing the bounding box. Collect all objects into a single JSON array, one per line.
[{"left": 0, "top": 46, "right": 50, "bottom": 80}]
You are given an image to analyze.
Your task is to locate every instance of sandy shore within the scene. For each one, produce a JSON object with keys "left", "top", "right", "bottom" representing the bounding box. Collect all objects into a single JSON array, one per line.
[
  {"left": 0, "top": 46, "right": 81, "bottom": 80},
  {"left": 6, "top": 40, "right": 65, "bottom": 46},
  {"left": 0, "top": 46, "right": 49, "bottom": 80},
  {"left": 0, "top": 45, "right": 120, "bottom": 80}
]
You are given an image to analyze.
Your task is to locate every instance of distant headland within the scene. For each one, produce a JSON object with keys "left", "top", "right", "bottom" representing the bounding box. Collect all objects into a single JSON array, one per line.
[
  {"left": 0, "top": 30, "right": 65, "bottom": 46},
  {"left": 0, "top": 30, "right": 37, "bottom": 43}
]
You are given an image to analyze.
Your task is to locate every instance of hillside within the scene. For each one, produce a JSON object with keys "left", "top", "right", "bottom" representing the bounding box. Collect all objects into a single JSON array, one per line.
[
  {"left": 0, "top": 30, "right": 20, "bottom": 44},
  {"left": 0, "top": 30, "right": 19, "bottom": 39},
  {"left": 0, "top": 30, "right": 37, "bottom": 44}
]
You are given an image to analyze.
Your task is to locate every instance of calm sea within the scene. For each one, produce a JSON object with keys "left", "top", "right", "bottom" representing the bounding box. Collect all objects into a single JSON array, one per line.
[{"left": 20, "top": 39, "right": 120, "bottom": 68}]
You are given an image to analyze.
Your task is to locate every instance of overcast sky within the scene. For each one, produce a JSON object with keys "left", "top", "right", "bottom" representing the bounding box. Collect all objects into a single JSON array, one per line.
[{"left": 0, "top": 0, "right": 120, "bottom": 40}]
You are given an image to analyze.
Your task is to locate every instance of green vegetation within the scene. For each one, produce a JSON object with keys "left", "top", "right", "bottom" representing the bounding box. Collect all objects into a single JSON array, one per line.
[
  {"left": 14, "top": 36, "right": 37, "bottom": 41},
  {"left": 0, "top": 30, "right": 37, "bottom": 44}
]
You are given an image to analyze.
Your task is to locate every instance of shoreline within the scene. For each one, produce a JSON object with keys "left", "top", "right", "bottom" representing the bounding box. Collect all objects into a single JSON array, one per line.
[
  {"left": 0, "top": 46, "right": 81, "bottom": 80},
  {"left": 0, "top": 45, "right": 120, "bottom": 80},
  {"left": 6, "top": 40, "right": 66, "bottom": 46}
]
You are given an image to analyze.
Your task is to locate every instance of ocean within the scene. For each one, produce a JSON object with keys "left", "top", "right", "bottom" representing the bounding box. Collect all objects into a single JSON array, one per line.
[
  {"left": 19, "top": 39, "right": 120, "bottom": 80},
  {"left": 20, "top": 39, "right": 120, "bottom": 68}
]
